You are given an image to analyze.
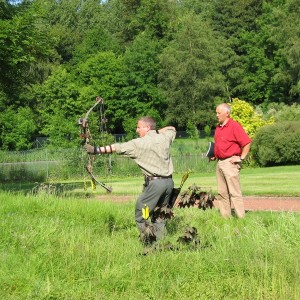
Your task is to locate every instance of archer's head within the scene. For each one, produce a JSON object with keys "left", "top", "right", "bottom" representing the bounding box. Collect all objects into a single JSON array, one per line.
[{"left": 136, "top": 116, "right": 156, "bottom": 137}]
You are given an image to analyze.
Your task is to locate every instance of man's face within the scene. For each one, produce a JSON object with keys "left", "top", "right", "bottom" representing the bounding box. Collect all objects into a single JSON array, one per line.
[
  {"left": 136, "top": 120, "right": 150, "bottom": 137},
  {"left": 216, "top": 106, "right": 229, "bottom": 125}
]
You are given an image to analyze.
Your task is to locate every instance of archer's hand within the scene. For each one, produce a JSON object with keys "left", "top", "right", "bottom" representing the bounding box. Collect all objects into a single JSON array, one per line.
[{"left": 83, "top": 144, "right": 98, "bottom": 154}]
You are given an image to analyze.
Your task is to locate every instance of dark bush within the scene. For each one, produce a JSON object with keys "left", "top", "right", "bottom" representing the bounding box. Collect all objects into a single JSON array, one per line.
[{"left": 252, "top": 121, "right": 300, "bottom": 166}]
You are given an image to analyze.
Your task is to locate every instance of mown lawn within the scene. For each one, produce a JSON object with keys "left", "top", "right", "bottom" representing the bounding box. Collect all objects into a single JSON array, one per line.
[{"left": 1, "top": 165, "right": 299, "bottom": 198}]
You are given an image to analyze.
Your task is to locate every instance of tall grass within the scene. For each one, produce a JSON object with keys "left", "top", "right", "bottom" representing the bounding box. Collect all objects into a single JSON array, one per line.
[{"left": 1, "top": 191, "right": 299, "bottom": 299}]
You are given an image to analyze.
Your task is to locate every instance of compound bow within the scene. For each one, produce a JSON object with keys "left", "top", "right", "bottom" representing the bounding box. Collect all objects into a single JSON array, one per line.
[{"left": 78, "top": 96, "right": 112, "bottom": 192}]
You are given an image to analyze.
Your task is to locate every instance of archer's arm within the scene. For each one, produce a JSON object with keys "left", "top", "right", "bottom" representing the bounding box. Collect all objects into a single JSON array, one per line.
[
  {"left": 84, "top": 144, "right": 116, "bottom": 154},
  {"left": 96, "top": 145, "right": 116, "bottom": 154}
]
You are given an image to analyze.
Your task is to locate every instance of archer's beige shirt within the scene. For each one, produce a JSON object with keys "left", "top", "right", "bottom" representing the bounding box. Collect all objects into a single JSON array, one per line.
[{"left": 113, "top": 129, "right": 176, "bottom": 177}]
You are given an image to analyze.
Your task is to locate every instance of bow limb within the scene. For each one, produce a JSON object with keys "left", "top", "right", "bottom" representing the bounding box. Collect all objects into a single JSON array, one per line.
[
  {"left": 85, "top": 166, "right": 112, "bottom": 192},
  {"left": 84, "top": 96, "right": 103, "bottom": 123},
  {"left": 80, "top": 96, "right": 103, "bottom": 144}
]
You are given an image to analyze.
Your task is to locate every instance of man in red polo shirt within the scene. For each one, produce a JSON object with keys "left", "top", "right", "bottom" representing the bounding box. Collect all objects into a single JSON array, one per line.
[{"left": 211, "top": 103, "right": 251, "bottom": 218}]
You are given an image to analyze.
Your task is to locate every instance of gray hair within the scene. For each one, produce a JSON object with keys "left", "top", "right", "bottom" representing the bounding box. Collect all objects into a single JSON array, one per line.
[
  {"left": 217, "top": 103, "right": 231, "bottom": 114},
  {"left": 139, "top": 116, "right": 156, "bottom": 129}
]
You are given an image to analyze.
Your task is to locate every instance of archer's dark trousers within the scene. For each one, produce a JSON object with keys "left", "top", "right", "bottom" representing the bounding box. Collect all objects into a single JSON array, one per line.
[{"left": 135, "top": 177, "right": 174, "bottom": 239}]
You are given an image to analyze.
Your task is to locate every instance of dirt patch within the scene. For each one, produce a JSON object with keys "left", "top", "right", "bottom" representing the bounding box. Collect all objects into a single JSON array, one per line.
[
  {"left": 242, "top": 196, "right": 300, "bottom": 212},
  {"left": 94, "top": 195, "right": 300, "bottom": 212}
]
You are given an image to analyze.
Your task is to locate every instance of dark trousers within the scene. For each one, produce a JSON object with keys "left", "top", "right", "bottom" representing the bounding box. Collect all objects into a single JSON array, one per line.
[{"left": 135, "top": 177, "right": 174, "bottom": 239}]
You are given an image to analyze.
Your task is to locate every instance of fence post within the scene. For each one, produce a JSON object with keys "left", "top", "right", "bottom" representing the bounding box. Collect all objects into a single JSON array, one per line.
[{"left": 46, "top": 148, "right": 49, "bottom": 181}]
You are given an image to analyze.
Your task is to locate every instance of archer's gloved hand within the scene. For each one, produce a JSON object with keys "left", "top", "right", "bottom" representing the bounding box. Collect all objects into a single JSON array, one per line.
[{"left": 83, "top": 144, "right": 98, "bottom": 154}]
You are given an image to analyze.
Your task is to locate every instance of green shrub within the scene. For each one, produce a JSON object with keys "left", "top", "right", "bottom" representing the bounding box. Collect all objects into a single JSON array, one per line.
[
  {"left": 265, "top": 103, "right": 300, "bottom": 122},
  {"left": 252, "top": 121, "right": 300, "bottom": 166}
]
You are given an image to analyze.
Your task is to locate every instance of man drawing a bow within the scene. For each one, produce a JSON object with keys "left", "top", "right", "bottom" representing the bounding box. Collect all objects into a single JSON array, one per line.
[{"left": 84, "top": 116, "right": 176, "bottom": 244}]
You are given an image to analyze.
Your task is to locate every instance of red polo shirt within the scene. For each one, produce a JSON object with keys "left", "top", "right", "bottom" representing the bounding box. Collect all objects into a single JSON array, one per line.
[{"left": 214, "top": 118, "right": 251, "bottom": 159}]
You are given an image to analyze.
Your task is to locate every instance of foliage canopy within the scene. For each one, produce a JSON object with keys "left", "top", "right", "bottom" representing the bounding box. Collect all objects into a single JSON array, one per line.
[{"left": 0, "top": 0, "right": 300, "bottom": 150}]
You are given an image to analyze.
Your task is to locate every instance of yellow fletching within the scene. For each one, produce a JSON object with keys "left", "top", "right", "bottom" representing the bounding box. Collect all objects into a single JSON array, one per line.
[{"left": 91, "top": 180, "right": 96, "bottom": 190}]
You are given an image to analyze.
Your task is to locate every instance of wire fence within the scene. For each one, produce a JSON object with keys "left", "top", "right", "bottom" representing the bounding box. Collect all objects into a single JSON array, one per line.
[{"left": 0, "top": 148, "right": 214, "bottom": 183}]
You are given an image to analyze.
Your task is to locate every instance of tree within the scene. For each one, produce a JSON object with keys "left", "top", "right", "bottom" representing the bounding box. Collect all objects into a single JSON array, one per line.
[
  {"left": 234, "top": 29, "right": 276, "bottom": 104},
  {"left": 211, "top": 0, "right": 263, "bottom": 42},
  {"left": 268, "top": 0, "right": 300, "bottom": 104},
  {"left": 121, "top": 32, "right": 166, "bottom": 128},
  {"left": 32, "top": 0, "right": 84, "bottom": 63},
  {"left": 0, "top": 107, "right": 37, "bottom": 150},
  {"left": 0, "top": 1, "right": 56, "bottom": 103},
  {"left": 75, "top": 51, "right": 126, "bottom": 133},
  {"left": 131, "top": 0, "right": 177, "bottom": 40},
  {"left": 158, "top": 13, "right": 226, "bottom": 130},
  {"left": 29, "top": 67, "right": 80, "bottom": 148},
  {"left": 2, "top": 0, "right": 300, "bottom": 150},
  {"left": 29, "top": 51, "right": 127, "bottom": 147},
  {"left": 210, "top": 0, "right": 281, "bottom": 105}
]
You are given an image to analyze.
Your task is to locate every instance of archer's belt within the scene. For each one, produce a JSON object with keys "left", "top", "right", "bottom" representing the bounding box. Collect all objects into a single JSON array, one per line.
[{"left": 145, "top": 175, "right": 172, "bottom": 181}]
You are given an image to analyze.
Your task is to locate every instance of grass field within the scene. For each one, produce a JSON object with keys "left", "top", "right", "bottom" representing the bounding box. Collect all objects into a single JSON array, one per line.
[
  {"left": 0, "top": 165, "right": 300, "bottom": 299},
  {"left": 1, "top": 137, "right": 299, "bottom": 298},
  {"left": 0, "top": 190, "right": 299, "bottom": 299}
]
